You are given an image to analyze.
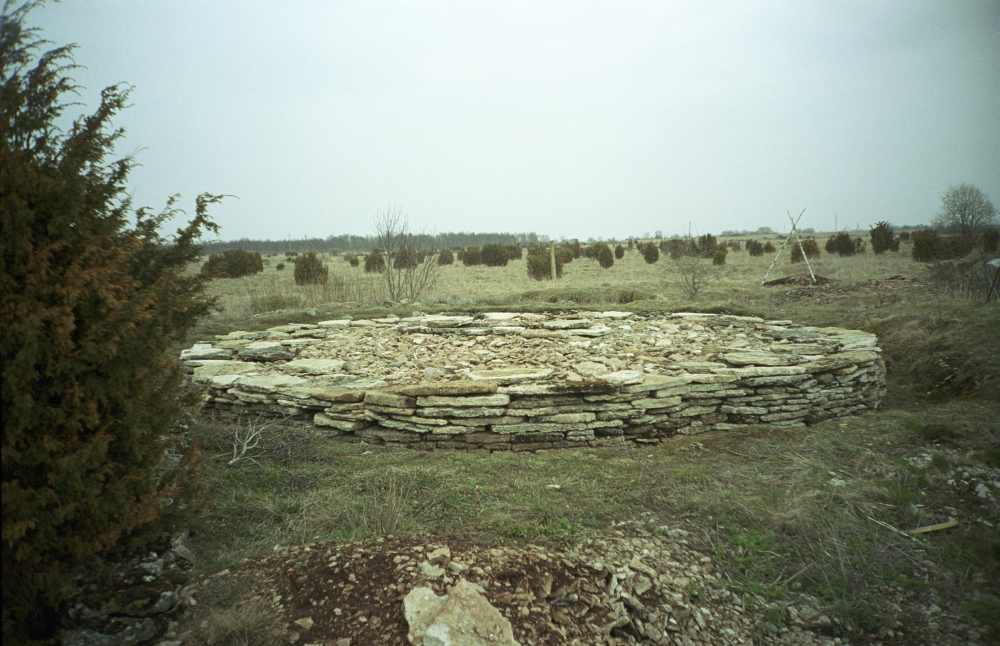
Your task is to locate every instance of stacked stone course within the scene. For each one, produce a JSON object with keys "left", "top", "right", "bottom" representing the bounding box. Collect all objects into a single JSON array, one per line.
[{"left": 180, "top": 312, "right": 886, "bottom": 450}]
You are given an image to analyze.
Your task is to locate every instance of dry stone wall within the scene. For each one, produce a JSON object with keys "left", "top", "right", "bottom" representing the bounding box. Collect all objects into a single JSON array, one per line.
[{"left": 180, "top": 312, "right": 886, "bottom": 450}]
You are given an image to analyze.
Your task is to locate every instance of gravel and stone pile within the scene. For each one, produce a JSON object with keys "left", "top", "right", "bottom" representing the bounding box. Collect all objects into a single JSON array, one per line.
[
  {"left": 180, "top": 312, "right": 886, "bottom": 450},
  {"left": 177, "top": 523, "right": 847, "bottom": 645}
]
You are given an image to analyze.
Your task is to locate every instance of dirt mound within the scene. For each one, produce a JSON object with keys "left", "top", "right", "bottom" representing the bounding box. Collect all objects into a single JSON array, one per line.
[
  {"left": 178, "top": 523, "right": 843, "bottom": 645},
  {"left": 762, "top": 274, "right": 834, "bottom": 287}
]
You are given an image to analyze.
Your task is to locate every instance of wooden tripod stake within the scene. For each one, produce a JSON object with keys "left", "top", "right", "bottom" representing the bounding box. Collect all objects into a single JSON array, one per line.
[{"left": 761, "top": 209, "right": 817, "bottom": 285}]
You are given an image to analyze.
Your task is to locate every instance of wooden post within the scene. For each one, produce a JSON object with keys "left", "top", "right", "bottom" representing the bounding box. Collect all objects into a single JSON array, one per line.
[
  {"left": 549, "top": 243, "right": 557, "bottom": 280},
  {"left": 762, "top": 208, "right": 814, "bottom": 285}
]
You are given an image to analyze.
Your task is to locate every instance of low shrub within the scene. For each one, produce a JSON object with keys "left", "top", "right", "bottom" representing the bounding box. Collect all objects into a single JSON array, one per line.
[
  {"left": 480, "top": 244, "right": 511, "bottom": 267},
  {"left": 663, "top": 238, "right": 689, "bottom": 260},
  {"left": 275, "top": 262, "right": 285, "bottom": 271},
  {"left": 201, "top": 249, "right": 264, "bottom": 278},
  {"left": 712, "top": 247, "right": 727, "bottom": 265},
  {"left": 763, "top": 241, "right": 776, "bottom": 253},
  {"left": 526, "top": 246, "right": 564, "bottom": 280},
  {"left": 673, "top": 255, "right": 713, "bottom": 299},
  {"left": 983, "top": 229, "right": 999, "bottom": 254},
  {"left": 392, "top": 247, "right": 418, "bottom": 270},
  {"left": 791, "top": 239, "right": 820, "bottom": 263},
  {"left": 364, "top": 251, "right": 385, "bottom": 273},
  {"left": 438, "top": 249, "right": 454, "bottom": 265},
  {"left": 927, "top": 259, "right": 998, "bottom": 301},
  {"left": 746, "top": 239, "right": 765, "bottom": 256},
  {"left": 461, "top": 246, "right": 482, "bottom": 266},
  {"left": 595, "top": 243, "right": 615, "bottom": 269},
  {"left": 614, "top": 244, "right": 625, "bottom": 259},
  {"left": 641, "top": 243, "right": 660, "bottom": 264},
  {"left": 293, "top": 252, "right": 328, "bottom": 285},
  {"left": 826, "top": 232, "right": 856, "bottom": 256},
  {"left": 870, "top": 221, "right": 900, "bottom": 254},
  {"left": 344, "top": 254, "right": 359, "bottom": 267},
  {"left": 912, "top": 232, "right": 937, "bottom": 262},
  {"left": 912, "top": 231, "right": 974, "bottom": 262},
  {"left": 695, "top": 233, "right": 718, "bottom": 258}
]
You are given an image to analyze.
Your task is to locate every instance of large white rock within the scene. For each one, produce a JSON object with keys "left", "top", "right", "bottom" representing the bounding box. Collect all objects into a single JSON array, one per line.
[{"left": 403, "top": 579, "right": 520, "bottom": 646}]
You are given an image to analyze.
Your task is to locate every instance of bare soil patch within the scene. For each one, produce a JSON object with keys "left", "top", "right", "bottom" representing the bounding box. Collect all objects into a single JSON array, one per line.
[{"left": 180, "top": 524, "right": 846, "bottom": 646}]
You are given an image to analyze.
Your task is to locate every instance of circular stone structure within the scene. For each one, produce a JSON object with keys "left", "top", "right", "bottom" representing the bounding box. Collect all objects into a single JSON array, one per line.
[{"left": 181, "top": 312, "right": 886, "bottom": 450}]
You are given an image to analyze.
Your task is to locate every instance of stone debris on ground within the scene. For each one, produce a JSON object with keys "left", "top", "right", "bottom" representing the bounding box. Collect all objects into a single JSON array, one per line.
[
  {"left": 179, "top": 312, "right": 886, "bottom": 451},
  {"left": 171, "top": 522, "right": 857, "bottom": 646},
  {"left": 59, "top": 531, "right": 196, "bottom": 646}
]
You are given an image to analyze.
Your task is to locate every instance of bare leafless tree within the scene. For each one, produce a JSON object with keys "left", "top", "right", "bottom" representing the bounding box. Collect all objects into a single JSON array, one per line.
[
  {"left": 375, "top": 208, "right": 439, "bottom": 303},
  {"left": 935, "top": 184, "right": 996, "bottom": 238},
  {"left": 672, "top": 251, "right": 714, "bottom": 299}
]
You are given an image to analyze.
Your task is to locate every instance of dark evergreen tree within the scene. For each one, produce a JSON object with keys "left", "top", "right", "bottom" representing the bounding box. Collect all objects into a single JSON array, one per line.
[
  {"left": 1, "top": 6, "right": 220, "bottom": 639},
  {"left": 200, "top": 249, "right": 263, "bottom": 278},
  {"left": 526, "top": 246, "right": 564, "bottom": 280},
  {"left": 595, "top": 243, "right": 614, "bottom": 269},
  {"left": 641, "top": 243, "right": 660, "bottom": 264},
  {"left": 869, "top": 221, "right": 899, "bottom": 254},
  {"left": 293, "top": 252, "right": 329, "bottom": 284},
  {"left": 364, "top": 250, "right": 386, "bottom": 273}
]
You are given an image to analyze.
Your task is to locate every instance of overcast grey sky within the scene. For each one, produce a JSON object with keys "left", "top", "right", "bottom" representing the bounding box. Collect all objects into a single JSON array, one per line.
[{"left": 32, "top": 0, "right": 1000, "bottom": 240}]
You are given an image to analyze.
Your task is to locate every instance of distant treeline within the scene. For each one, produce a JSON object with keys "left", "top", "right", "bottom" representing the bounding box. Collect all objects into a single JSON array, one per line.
[
  {"left": 200, "top": 223, "right": 979, "bottom": 256},
  {"left": 201, "top": 232, "right": 544, "bottom": 255}
]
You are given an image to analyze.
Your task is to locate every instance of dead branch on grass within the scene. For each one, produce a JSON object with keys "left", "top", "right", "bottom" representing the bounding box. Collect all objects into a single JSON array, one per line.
[{"left": 227, "top": 415, "right": 283, "bottom": 466}]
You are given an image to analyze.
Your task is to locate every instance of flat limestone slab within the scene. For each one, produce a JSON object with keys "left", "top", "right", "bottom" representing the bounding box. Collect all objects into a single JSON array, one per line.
[
  {"left": 390, "top": 380, "right": 498, "bottom": 397},
  {"left": 192, "top": 360, "right": 262, "bottom": 383},
  {"left": 721, "top": 351, "right": 799, "bottom": 367},
  {"left": 282, "top": 358, "right": 348, "bottom": 374},
  {"left": 466, "top": 367, "right": 555, "bottom": 384},
  {"left": 417, "top": 394, "right": 510, "bottom": 408},
  {"left": 181, "top": 343, "right": 231, "bottom": 361}
]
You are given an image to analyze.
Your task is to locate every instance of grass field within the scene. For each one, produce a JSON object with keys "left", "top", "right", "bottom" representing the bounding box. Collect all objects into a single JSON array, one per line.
[
  {"left": 199, "top": 237, "right": 933, "bottom": 326},
  {"left": 171, "top": 239, "right": 1000, "bottom": 644}
]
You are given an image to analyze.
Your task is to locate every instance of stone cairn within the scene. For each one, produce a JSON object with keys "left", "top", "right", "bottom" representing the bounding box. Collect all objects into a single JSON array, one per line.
[{"left": 180, "top": 312, "right": 886, "bottom": 450}]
